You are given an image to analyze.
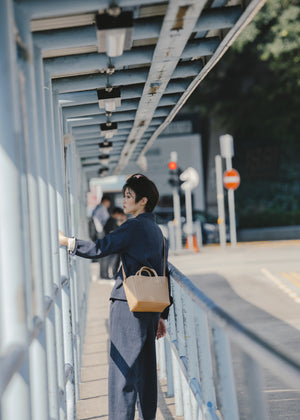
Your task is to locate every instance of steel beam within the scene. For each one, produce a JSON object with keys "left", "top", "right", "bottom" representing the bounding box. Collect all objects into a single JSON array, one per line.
[
  {"left": 45, "top": 37, "right": 214, "bottom": 77},
  {"left": 34, "top": 17, "right": 162, "bottom": 49},
  {"left": 33, "top": 7, "right": 241, "bottom": 52},
  {"left": 63, "top": 93, "right": 179, "bottom": 118},
  {"left": 114, "top": 0, "right": 207, "bottom": 174},
  {"left": 15, "top": 0, "right": 165, "bottom": 19},
  {"left": 52, "top": 62, "right": 202, "bottom": 93},
  {"left": 59, "top": 79, "right": 190, "bottom": 107},
  {"left": 136, "top": 0, "right": 267, "bottom": 165},
  {"left": 67, "top": 107, "right": 171, "bottom": 127},
  {"left": 45, "top": 45, "right": 154, "bottom": 77}
]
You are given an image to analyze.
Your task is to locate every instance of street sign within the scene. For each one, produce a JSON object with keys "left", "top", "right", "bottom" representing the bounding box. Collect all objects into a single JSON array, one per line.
[
  {"left": 223, "top": 168, "right": 240, "bottom": 190},
  {"left": 180, "top": 167, "right": 199, "bottom": 191}
]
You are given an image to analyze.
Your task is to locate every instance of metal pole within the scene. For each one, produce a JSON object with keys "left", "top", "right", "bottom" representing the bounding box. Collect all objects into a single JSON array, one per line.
[
  {"left": 44, "top": 72, "right": 66, "bottom": 420},
  {"left": 185, "top": 188, "right": 194, "bottom": 250},
  {"left": 224, "top": 156, "right": 237, "bottom": 247},
  {"left": 228, "top": 189, "right": 237, "bottom": 247},
  {"left": 167, "top": 220, "right": 176, "bottom": 252},
  {"left": 52, "top": 92, "right": 76, "bottom": 420},
  {"left": 172, "top": 187, "right": 182, "bottom": 251},
  {"left": 242, "top": 352, "right": 268, "bottom": 420},
  {"left": 0, "top": 0, "right": 30, "bottom": 418},
  {"left": 215, "top": 155, "right": 226, "bottom": 248},
  {"left": 212, "top": 324, "right": 239, "bottom": 420},
  {"left": 14, "top": 9, "right": 50, "bottom": 419},
  {"left": 33, "top": 44, "right": 60, "bottom": 420}
]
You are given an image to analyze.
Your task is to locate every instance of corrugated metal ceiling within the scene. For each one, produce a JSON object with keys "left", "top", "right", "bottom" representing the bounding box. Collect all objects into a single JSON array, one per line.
[{"left": 25, "top": 0, "right": 266, "bottom": 179}]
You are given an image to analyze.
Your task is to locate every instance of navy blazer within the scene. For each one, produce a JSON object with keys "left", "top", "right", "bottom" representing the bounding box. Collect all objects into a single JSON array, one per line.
[{"left": 72, "top": 213, "right": 168, "bottom": 302}]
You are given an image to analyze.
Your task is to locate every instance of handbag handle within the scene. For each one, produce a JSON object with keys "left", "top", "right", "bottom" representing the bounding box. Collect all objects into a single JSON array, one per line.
[
  {"left": 136, "top": 266, "right": 158, "bottom": 277},
  {"left": 122, "top": 234, "right": 166, "bottom": 280}
]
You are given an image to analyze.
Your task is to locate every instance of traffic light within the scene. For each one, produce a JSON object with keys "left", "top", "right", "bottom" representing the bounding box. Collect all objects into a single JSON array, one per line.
[{"left": 168, "top": 151, "right": 182, "bottom": 188}]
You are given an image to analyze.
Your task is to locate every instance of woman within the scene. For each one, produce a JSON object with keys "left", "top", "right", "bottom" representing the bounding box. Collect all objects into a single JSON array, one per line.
[{"left": 59, "top": 174, "right": 169, "bottom": 420}]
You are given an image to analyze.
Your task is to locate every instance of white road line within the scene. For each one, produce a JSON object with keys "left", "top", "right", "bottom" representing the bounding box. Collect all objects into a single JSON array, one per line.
[{"left": 261, "top": 268, "right": 300, "bottom": 304}]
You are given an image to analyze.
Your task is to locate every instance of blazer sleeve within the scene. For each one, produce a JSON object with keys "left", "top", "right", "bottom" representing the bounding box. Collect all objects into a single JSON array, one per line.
[{"left": 71, "top": 218, "right": 137, "bottom": 259}]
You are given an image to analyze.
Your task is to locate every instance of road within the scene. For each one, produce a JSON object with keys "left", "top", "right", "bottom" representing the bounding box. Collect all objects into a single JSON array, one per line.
[{"left": 169, "top": 240, "right": 300, "bottom": 420}]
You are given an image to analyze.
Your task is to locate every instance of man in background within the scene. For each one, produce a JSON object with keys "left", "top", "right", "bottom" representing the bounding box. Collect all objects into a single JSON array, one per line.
[
  {"left": 90, "top": 195, "right": 111, "bottom": 278},
  {"left": 92, "top": 195, "right": 111, "bottom": 238},
  {"left": 103, "top": 207, "right": 127, "bottom": 279}
]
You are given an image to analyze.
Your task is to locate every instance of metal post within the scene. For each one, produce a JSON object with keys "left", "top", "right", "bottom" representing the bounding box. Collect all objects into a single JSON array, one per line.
[
  {"left": 180, "top": 369, "right": 192, "bottom": 419},
  {"left": 215, "top": 155, "right": 226, "bottom": 248},
  {"left": 52, "top": 92, "right": 76, "bottom": 419},
  {"left": 167, "top": 221, "right": 176, "bottom": 252},
  {"left": 158, "top": 338, "right": 167, "bottom": 381},
  {"left": 33, "top": 44, "right": 61, "bottom": 420},
  {"left": 0, "top": 0, "right": 30, "bottom": 418},
  {"left": 172, "top": 187, "right": 182, "bottom": 251},
  {"left": 164, "top": 336, "right": 174, "bottom": 397},
  {"left": 65, "top": 137, "right": 81, "bottom": 400},
  {"left": 220, "top": 135, "right": 237, "bottom": 247},
  {"left": 14, "top": 9, "right": 50, "bottom": 419},
  {"left": 44, "top": 72, "right": 66, "bottom": 420},
  {"left": 171, "top": 351, "right": 184, "bottom": 417},
  {"left": 212, "top": 324, "right": 239, "bottom": 420},
  {"left": 194, "top": 307, "right": 217, "bottom": 419},
  {"left": 242, "top": 352, "right": 268, "bottom": 420},
  {"left": 184, "top": 187, "right": 194, "bottom": 250},
  {"left": 227, "top": 188, "right": 237, "bottom": 247}
]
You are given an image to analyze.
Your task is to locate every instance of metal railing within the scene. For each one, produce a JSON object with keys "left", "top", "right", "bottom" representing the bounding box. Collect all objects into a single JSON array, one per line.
[
  {"left": 156, "top": 264, "right": 300, "bottom": 420},
  {"left": 0, "top": 2, "right": 90, "bottom": 418}
]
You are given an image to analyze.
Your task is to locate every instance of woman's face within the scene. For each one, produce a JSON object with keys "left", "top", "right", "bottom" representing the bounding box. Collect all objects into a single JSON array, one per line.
[{"left": 122, "top": 187, "right": 146, "bottom": 216}]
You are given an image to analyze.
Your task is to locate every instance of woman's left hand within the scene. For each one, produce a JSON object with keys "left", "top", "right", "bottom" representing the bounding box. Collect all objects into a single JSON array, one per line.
[
  {"left": 156, "top": 318, "right": 166, "bottom": 339},
  {"left": 59, "top": 230, "right": 68, "bottom": 247}
]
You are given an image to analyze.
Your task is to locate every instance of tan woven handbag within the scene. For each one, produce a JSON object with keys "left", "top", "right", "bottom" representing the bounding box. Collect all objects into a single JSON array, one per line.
[{"left": 122, "top": 237, "right": 170, "bottom": 312}]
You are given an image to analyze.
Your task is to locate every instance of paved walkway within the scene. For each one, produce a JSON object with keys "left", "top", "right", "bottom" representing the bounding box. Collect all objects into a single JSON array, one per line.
[{"left": 76, "top": 264, "right": 180, "bottom": 420}]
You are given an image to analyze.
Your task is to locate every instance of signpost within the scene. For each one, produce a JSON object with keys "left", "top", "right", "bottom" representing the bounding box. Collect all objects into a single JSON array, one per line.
[
  {"left": 219, "top": 134, "right": 240, "bottom": 247},
  {"left": 180, "top": 167, "right": 199, "bottom": 250}
]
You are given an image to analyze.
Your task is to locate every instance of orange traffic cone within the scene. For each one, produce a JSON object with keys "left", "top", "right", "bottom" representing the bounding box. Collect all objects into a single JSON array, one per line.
[{"left": 185, "top": 235, "right": 200, "bottom": 252}]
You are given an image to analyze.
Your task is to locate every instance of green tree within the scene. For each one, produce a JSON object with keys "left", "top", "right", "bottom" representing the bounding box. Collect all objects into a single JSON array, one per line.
[{"left": 187, "top": 0, "right": 300, "bottom": 228}]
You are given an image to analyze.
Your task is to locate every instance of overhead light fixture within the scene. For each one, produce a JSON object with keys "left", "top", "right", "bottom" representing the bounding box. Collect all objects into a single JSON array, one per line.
[
  {"left": 100, "top": 122, "right": 118, "bottom": 139},
  {"left": 96, "top": 11, "right": 133, "bottom": 57},
  {"left": 98, "top": 167, "right": 109, "bottom": 177},
  {"left": 99, "top": 141, "right": 113, "bottom": 153},
  {"left": 97, "top": 87, "right": 121, "bottom": 112},
  {"left": 98, "top": 154, "right": 110, "bottom": 166}
]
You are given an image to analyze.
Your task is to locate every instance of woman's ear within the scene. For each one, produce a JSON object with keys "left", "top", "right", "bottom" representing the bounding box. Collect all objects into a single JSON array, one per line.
[{"left": 140, "top": 197, "right": 148, "bottom": 208}]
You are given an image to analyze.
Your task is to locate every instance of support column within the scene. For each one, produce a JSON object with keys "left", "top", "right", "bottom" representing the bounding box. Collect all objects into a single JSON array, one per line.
[
  {"left": 13, "top": 6, "right": 50, "bottom": 419},
  {"left": 44, "top": 72, "right": 66, "bottom": 420},
  {"left": 52, "top": 90, "right": 76, "bottom": 420},
  {"left": 33, "top": 44, "right": 61, "bottom": 420},
  {"left": 0, "top": 0, "right": 30, "bottom": 418}
]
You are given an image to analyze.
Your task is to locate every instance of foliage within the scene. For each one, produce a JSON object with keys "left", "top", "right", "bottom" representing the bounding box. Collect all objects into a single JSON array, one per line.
[{"left": 187, "top": 0, "right": 300, "bottom": 228}]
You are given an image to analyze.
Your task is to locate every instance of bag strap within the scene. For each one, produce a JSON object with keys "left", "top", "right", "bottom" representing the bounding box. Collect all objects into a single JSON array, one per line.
[{"left": 121, "top": 233, "right": 166, "bottom": 280}]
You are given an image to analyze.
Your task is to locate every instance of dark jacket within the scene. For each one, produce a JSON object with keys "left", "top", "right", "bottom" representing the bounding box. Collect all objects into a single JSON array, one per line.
[{"left": 72, "top": 213, "right": 170, "bottom": 315}]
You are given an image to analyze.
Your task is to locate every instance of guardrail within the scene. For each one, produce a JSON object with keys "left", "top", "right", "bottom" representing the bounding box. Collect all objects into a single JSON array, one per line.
[{"left": 156, "top": 263, "right": 300, "bottom": 420}]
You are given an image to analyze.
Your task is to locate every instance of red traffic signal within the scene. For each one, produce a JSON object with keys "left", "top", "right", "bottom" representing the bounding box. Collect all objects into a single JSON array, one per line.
[{"left": 168, "top": 161, "right": 177, "bottom": 171}]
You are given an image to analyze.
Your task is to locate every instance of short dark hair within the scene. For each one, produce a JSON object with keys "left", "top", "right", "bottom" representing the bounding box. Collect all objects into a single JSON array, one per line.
[
  {"left": 122, "top": 174, "right": 159, "bottom": 212},
  {"left": 101, "top": 195, "right": 111, "bottom": 203},
  {"left": 111, "top": 207, "right": 124, "bottom": 215}
]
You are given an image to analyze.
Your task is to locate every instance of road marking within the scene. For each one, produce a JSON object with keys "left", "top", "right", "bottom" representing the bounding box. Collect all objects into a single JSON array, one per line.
[
  {"left": 281, "top": 272, "right": 300, "bottom": 289},
  {"left": 261, "top": 268, "right": 300, "bottom": 304}
]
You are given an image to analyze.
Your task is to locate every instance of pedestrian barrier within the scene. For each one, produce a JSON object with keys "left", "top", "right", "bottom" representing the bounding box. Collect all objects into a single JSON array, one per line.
[{"left": 156, "top": 263, "right": 300, "bottom": 420}]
